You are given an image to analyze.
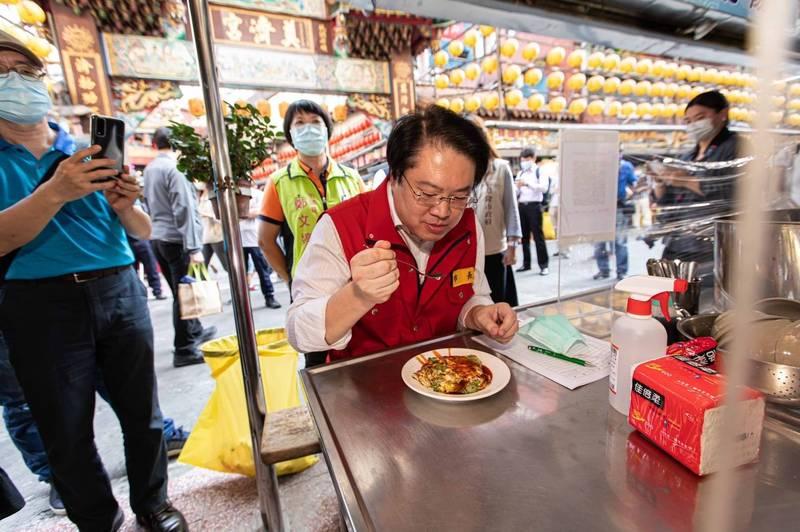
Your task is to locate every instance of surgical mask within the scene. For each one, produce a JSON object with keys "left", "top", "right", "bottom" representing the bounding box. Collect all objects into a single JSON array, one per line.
[
  {"left": 520, "top": 160, "right": 533, "bottom": 171},
  {"left": 290, "top": 123, "right": 328, "bottom": 156},
  {"left": 518, "top": 315, "right": 586, "bottom": 355},
  {"left": 0, "top": 72, "right": 51, "bottom": 124},
  {"left": 686, "top": 118, "right": 716, "bottom": 143}
]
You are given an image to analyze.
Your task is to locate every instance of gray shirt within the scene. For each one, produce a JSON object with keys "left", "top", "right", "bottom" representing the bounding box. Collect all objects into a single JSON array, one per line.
[
  {"left": 143, "top": 152, "right": 203, "bottom": 252},
  {"left": 476, "top": 159, "right": 523, "bottom": 255}
]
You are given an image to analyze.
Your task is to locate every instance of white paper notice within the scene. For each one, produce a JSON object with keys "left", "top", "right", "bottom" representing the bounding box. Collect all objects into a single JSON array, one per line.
[{"left": 557, "top": 129, "right": 620, "bottom": 246}]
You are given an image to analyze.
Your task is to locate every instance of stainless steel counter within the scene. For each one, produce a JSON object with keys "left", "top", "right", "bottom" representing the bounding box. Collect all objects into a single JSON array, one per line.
[{"left": 302, "top": 305, "right": 800, "bottom": 531}]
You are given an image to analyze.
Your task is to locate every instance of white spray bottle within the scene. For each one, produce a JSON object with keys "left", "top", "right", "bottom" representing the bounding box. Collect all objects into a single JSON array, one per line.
[{"left": 609, "top": 275, "right": 688, "bottom": 415}]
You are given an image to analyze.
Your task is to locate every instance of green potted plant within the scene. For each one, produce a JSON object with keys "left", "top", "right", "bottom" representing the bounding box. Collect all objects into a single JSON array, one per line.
[{"left": 167, "top": 101, "right": 283, "bottom": 218}]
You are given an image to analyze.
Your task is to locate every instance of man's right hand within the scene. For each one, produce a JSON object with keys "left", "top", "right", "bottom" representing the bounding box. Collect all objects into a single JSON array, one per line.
[
  {"left": 350, "top": 240, "right": 399, "bottom": 306},
  {"left": 42, "top": 145, "right": 121, "bottom": 204}
]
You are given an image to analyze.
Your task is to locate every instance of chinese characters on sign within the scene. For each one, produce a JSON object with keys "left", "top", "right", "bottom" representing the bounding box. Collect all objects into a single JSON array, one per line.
[
  {"left": 390, "top": 51, "right": 416, "bottom": 119},
  {"left": 51, "top": 2, "right": 113, "bottom": 115},
  {"left": 210, "top": 5, "right": 331, "bottom": 54}
]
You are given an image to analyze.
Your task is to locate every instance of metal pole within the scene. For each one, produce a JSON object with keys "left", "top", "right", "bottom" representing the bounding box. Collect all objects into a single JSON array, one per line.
[{"left": 185, "top": 2, "right": 283, "bottom": 530}]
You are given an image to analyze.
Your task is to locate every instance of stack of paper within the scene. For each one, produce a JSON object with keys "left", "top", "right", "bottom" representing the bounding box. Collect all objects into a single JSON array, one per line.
[{"left": 475, "top": 333, "right": 611, "bottom": 390}]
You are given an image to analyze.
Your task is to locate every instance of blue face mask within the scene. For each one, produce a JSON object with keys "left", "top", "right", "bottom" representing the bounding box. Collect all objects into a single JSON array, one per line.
[
  {"left": 291, "top": 123, "right": 328, "bottom": 156},
  {"left": 0, "top": 72, "right": 51, "bottom": 124}
]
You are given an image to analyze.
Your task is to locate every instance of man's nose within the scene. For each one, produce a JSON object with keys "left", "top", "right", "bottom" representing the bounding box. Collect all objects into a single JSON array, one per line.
[{"left": 429, "top": 199, "right": 452, "bottom": 219}]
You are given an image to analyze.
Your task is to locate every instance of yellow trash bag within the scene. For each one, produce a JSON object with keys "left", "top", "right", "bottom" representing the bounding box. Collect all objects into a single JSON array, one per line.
[
  {"left": 178, "top": 328, "right": 318, "bottom": 477},
  {"left": 542, "top": 211, "right": 557, "bottom": 240}
]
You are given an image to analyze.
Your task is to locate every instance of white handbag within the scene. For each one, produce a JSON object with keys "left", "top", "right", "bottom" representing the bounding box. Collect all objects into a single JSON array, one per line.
[{"left": 179, "top": 263, "right": 223, "bottom": 320}]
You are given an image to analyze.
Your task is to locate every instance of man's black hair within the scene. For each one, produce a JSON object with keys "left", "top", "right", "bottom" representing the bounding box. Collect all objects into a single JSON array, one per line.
[
  {"left": 153, "top": 127, "right": 172, "bottom": 150},
  {"left": 520, "top": 146, "right": 536, "bottom": 159},
  {"left": 687, "top": 90, "right": 729, "bottom": 113},
  {"left": 283, "top": 100, "right": 334, "bottom": 146},
  {"left": 387, "top": 105, "right": 490, "bottom": 188}
]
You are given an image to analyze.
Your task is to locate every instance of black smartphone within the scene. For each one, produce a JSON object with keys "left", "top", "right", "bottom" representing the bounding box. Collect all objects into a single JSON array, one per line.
[{"left": 90, "top": 114, "right": 125, "bottom": 180}]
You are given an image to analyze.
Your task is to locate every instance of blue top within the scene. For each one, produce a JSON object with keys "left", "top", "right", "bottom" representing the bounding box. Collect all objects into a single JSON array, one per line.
[
  {"left": 617, "top": 159, "right": 638, "bottom": 201},
  {"left": 0, "top": 123, "right": 134, "bottom": 279}
]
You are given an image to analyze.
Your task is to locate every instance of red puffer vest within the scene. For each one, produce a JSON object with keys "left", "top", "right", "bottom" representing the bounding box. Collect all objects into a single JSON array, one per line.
[{"left": 326, "top": 179, "right": 478, "bottom": 360}]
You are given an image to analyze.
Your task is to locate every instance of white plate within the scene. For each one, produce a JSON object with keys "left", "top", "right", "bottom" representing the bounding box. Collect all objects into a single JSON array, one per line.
[{"left": 401, "top": 348, "right": 511, "bottom": 402}]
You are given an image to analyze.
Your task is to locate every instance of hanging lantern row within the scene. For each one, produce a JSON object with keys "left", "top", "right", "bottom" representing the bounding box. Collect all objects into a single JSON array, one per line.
[{"left": 0, "top": 1, "right": 52, "bottom": 58}]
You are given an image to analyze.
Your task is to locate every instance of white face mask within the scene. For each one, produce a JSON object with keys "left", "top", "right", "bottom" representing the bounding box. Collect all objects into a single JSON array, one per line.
[
  {"left": 520, "top": 160, "right": 533, "bottom": 171},
  {"left": 686, "top": 118, "right": 716, "bottom": 143}
]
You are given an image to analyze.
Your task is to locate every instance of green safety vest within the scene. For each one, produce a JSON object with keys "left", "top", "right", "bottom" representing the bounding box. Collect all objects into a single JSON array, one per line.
[{"left": 273, "top": 158, "right": 363, "bottom": 276}]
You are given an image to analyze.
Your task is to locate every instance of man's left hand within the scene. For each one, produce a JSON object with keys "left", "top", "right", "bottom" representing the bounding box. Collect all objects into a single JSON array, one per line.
[
  {"left": 468, "top": 303, "right": 518, "bottom": 343},
  {"left": 104, "top": 166, "right": 140, "bottom": 213}
]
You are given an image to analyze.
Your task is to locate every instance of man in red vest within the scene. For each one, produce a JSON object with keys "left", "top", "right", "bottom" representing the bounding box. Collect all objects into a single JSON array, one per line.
[{"left": 286, "top": 106, "right": 518, "bottom": 362}]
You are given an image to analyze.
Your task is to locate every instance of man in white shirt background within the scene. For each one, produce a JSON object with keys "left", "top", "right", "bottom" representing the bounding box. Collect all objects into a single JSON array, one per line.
[{"left": 515, "top": 147, "right": 550, "bottom": 275}]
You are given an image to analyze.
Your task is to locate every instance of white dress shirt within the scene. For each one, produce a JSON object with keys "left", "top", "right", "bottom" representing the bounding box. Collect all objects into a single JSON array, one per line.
[
  {"left": 516, "top": 166, "right": 549, "bottom": 203},
  {"left": 286, "top": 183, "right": 494, "bottom": 353}
]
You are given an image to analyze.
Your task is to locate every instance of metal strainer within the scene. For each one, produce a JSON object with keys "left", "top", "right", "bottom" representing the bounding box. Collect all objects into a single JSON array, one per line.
[{"left": 748, "top": 359, "right": 800, "bottom": 405}]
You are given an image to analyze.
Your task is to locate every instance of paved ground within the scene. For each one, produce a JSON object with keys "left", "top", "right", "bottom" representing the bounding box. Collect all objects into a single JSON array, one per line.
[{"left": 0, "top": 237, "right": 662, "bottom": 531}]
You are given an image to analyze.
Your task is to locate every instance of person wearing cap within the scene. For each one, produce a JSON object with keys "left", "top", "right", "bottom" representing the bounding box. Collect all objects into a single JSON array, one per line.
[
  {"left": 0, "top": 32, "right": 187, "bottom": 531},
  {"left": 286, "top": 106, "right": 518, "bottom": 363},
  {"left": 652, "top": 90, "right": 741, "bottom": 273},
  {"left": 257, "top": 100, "right": 364, "bottom": 365},
  {"left": 515, "top": 146, "right": 550, "bottom": 275},
  {"left": 144, "top": 127, "right": 217, "bottom": 368}
]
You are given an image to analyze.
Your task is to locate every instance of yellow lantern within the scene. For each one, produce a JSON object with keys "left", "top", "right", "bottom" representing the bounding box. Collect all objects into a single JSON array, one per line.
[
  {"left": 450, "top": 68, "right": 466, "bottom": 86},
  {"left": 464, "top": 29, "right": 480, "bottom": 48},
  {"left": 188, "top": 98, "right": 205, "bottom": 117},
  {"left": 676, "top": 104, "right": 687, "bottom": 119},
  {"left": 689, "top": 86, "right": 702, "bottom": 100},
  {"left": 480, "top": 25, "right": 495, "bottom": 37},
  {"left": 587, "top": 100, "right": 605, "bottom": 116},
  {"left": 546, "top": 46, "right": 566, "bottom": 66},
  {"left": 744, "top": 74, "right": 757, "bottom": 88},
  {"left": 787, "top": 114, "right": 800, "bottom": 127},
  {"left": 567, "top": 49, "right": 586, "bottom": 69},
  {"left": 742, "top": 92, "right": 755, "bottom": 105},
  {"left": 621, "top": 101, "right": 637, "bottom": 117},
  {"left": 651, "top": 103, "right": 665, "bottom": 117},
  {"left": 603, "top": 76, "right": 621, "bottom": 94},
  {"left": 719, "top": 70, "right": 732, "bottom": 86},
  {"left": 436, "top": 97, "right": 450, "bottom": 109},
  {"left": 482, "top": 92, "right": 500, "bottom": 110},
  {"left": 450, "top": 97, "right": 465, "bottom": 113},
  {"left": 663, "top": 103, "right": 678, "bottom": 118},
  {"left": 664, "top": 83, "right": 679, "bottom": 98},
  {"left": 527, "top": 93, "right": 545, "bottom": 112},
  {"left": 546, "top": 70, "right": 565, "bottom": 90},
  {"left": 606, "top": 100, "right": 622, "bottom": 116},
  {"left": 566, "top": 72, "right": 587, "bottom": 91},
  {"left": 619, "top": 56, "right": 636, "bottom": 73},
  {"left": 676, "top": 84, "right": 691, "bottom": 100},
  {"left": 731, "top": 71, "right": 744, "bottom": 87},
  {"left": 434, "top": 50, "right": 449, "bottom": 67},
  {"left": 634, "top": 80, "right": 652, "bottom": 97},
  {"left": 586, "top": 75, "right": 605, "bottom": 93},
  {"left": 788, "top": 99, "right": 800, "bottom": 111},
  {"left": 501, "top": 38, "right": 519, "bottom": 58},
  {"left": 688, "top": 66, "right": 704, "bottom": 82},
  {"left": 434, "top": 74, "right": 449, "bottom": 89},
  {"left": 522, "top": 42, "right": 541, "bottom": 61},
  {"left": 728, "top": 90, "right": 742, "bottom": 104},
  {"left": 502, "top": 64, "right": 522, "bottom": 85},
  {"left": 27, "top": 37, "right": 51, "bottom": 59},
  {"left": 448, "top": 40, "right": 465, "bottom": 58},
  {"left": 651, "top": 81, "right": 667, "bottom": 97},
  {"left": 465, "top": 95, "right": 481, "bottom": 112},
  {"left": 637, "top": 102, "right": 652, "bottom": 117},
  {"left": 524, "top": 68, "right": 543, "bottom": 86},
  {"left": 587, "top": 51, "right": 605, "bottom": 70},
  {"left": 618, "top": 79, "right": 636, "bottom": 96},
  {"left": 700, "top": 68, "right": 717, "bottom": 84},
  {"left": 663, "top": 62, "right": 678, "bottom": 78},
  {"left": 635, "top": 58, "right": 653, "bottom": 76},
  {"left": 676, "top": 64, "right": 692, "bottom": 81},
  {"left": 255, "top": 99, "right": 270, "bottom": 117},
  {"left": 773, "top": 95, "right": 787, "bottom": 108},
  {"left": 603, "top": 53, "right": 621, "bottom": 72},
  {"left": 568, "top": 98, "right": 588, "bottom": 115},
  {"left": 465, "top": 63, "right": 481, "bottom": 80},
  {"left": 789, "top": 83, "right": 800, "bottom": 97},
  {"left": 0, "top": 0, "right": 21, "bottom": 4},
  {"left": 651, "top": 60, "right": 666, "bottom": 77},
  {"left": 18, "top": 1, "right": 46, "bottom": 25},
  {"left": 505, "top": 89, "right": 523, "bottom": 107},
  {"left": 548, "top": 96, "right": 567, "bottom": 113},
  {"left": 234, "top": 100, "right": 251, "bottom": 117},
  {"left": 481, "top": 56, "right": 499, "bottom": 74}
]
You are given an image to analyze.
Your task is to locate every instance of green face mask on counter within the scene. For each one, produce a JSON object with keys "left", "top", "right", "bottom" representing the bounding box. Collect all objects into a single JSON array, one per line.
[{"left": 518, "top": 315, "right": 586, "bottom": 355}]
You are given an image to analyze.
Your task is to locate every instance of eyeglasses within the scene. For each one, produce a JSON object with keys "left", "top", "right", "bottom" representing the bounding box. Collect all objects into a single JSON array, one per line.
[
  {"left": 402, "top": 175, "right": 476, "bottom": 210},
  {"left": 0, "top": 64, "right": 45, "bottom": 81}
]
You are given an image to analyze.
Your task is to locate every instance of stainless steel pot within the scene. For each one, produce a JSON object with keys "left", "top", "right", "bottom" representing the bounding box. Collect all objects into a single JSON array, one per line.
[{"left": 714, "top": 209, "right": 800, "bottom": 309}]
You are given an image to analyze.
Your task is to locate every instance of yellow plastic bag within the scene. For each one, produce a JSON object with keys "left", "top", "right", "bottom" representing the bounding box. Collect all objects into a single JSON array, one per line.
[
  {"left": 178, "top": 328, "right": 318, "bottom": 477},
  {"left": 542, "top": 211, "right": 556, "bottom": 240}
]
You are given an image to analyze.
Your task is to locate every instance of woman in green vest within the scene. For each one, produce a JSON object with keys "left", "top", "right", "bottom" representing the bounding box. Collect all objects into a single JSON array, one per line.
[{"left": 258, "top": 100, "right": 364, "bottom": 285}]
